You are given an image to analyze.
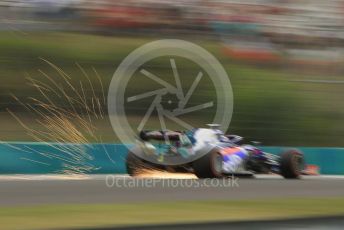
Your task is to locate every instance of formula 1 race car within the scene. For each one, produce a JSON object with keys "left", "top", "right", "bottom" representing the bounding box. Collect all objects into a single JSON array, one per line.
[{"left": 126, "top": 125, "right": 305, "bottom": 179}]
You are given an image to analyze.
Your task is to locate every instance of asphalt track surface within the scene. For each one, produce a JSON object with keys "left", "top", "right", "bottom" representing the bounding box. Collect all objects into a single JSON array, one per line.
[{"left": 0, "top": 174, "right": 344, "bottom": 206}]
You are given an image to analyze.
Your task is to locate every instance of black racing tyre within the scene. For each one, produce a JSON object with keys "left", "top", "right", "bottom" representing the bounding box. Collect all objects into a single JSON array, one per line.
[
  {"left": 280, "top": 149, "right": 305, "bottom": 179},
  {"left": 192, "top": 150, "right": 224, "bottom": 178},
  {"left": 126, "top": 151, "right": 164, "bottom": 176}
]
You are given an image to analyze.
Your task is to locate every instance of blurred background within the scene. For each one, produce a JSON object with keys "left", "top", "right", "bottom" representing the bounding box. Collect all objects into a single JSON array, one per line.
[
  {"left": 1, "top": 2, "right": 344, "bottom": 230},
  {"left": 1, "top": 0, "right": 344, "bottom": 146}
]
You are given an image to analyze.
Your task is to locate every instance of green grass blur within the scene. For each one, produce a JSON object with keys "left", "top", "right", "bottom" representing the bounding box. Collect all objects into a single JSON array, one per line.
[
  {"left": 1, "top": 32, "right": 344, "bottom": 146},
  {"left": 1, "top": 197, "right": 344, "bottom": 230}
]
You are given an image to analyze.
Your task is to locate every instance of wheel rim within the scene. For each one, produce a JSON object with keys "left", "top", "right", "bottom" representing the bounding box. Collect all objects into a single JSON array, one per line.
[
  {"left": 293, "top": 154, "right": 304, "bottom": 173},
  {"left": 212, "top": 153, "right": 223, "bottom": 175}
]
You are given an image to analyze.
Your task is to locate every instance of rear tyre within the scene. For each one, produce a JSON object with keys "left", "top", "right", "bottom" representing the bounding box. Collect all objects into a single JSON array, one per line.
[
  {"left": 280, "top": 149, "right": 304, "bottom": 179},
  {"left": 192, "top": 150, "right": 224, "bottom": 178}
]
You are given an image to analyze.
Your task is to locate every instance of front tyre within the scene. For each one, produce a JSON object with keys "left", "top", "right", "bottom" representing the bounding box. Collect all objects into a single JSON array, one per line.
[
  {"left": 192, "top": 150, "right": 224, "bottom": 178},
  {"left": 280, "top": 149, "right": 305, "bottom": 179}
]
